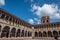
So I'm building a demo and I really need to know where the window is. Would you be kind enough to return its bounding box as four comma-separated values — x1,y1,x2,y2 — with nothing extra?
1,14,5,19
47,20,48,22
43,21,45,23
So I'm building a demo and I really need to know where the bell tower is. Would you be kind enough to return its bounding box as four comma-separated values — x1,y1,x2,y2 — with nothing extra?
41,15,50,24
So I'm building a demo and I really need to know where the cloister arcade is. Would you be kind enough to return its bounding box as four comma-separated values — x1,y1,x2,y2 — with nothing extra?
0,25,60,38
0,25,32,38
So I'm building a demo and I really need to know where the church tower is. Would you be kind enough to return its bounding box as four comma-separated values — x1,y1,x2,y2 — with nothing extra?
41,15,50,24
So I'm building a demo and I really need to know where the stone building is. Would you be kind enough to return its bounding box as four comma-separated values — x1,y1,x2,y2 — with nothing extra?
0,8,60,40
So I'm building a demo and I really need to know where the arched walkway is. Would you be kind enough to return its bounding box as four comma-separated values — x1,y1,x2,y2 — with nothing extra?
16,29,21,37
39,31,42,37
10,28,16,37
42,31,47,37
28,31,32,37
53,31,58,37
25,31,27,37
35,32,38,37
1,26,10,38
47,31,52,37
21,30,24,37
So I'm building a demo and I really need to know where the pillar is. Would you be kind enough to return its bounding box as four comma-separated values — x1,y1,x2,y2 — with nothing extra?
32,27,34,38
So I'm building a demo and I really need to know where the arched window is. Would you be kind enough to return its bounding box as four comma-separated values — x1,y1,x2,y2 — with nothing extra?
10,28,16,37
42,31,47,37
53,31,58,37
48,31,52,37
39,31,42,37
35,32,38,37
1,26,10,38
1,14,5,19
16,29,20,37
21,30,24,37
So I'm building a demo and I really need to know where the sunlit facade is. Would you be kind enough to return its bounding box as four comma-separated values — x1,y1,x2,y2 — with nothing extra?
0,8,60,40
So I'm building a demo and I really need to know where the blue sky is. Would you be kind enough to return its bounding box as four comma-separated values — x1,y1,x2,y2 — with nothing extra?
0,0,60,25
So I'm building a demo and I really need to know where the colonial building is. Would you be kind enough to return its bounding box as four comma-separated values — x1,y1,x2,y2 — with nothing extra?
0,8,60,40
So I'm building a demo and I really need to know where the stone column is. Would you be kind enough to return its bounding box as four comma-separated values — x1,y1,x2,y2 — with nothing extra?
20,30,21,37
4,15,6,21
32,27,34,38
27,31,28,37
52,31,53,37
0,13,2,18
8,28,12,38
11,18,13,25
8,17,10,24
24,31,25,37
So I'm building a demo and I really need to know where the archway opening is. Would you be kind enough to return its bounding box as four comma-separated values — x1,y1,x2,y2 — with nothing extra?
21,30,24,37
10,28,16,37
39,31,42,37
16,29,20,37
42,31,47,37
53,31,58,37
48,31,52,37
35,32,38,37
25,31,27,37
1,26,10,38
28,31,32,37
28,31,30,37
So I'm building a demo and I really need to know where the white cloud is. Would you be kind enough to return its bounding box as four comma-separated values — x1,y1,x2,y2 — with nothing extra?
34,18,41,24
0,0,5,5
31,0,33,2
31,4,60,19
28,19,34,24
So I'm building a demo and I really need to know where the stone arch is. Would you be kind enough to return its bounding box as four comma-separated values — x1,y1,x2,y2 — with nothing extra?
47,31,52,37
21,30,24,37
42,31,47,37
39,31,42,37
10,28,16,37
53,31,58,37
35,31,38,37
16,29,21,37
1,26,10,38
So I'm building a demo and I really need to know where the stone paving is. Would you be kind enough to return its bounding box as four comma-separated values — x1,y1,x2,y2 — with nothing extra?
0,37,60,40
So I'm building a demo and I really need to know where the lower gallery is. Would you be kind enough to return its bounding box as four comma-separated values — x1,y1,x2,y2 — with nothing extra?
0,8,60,40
